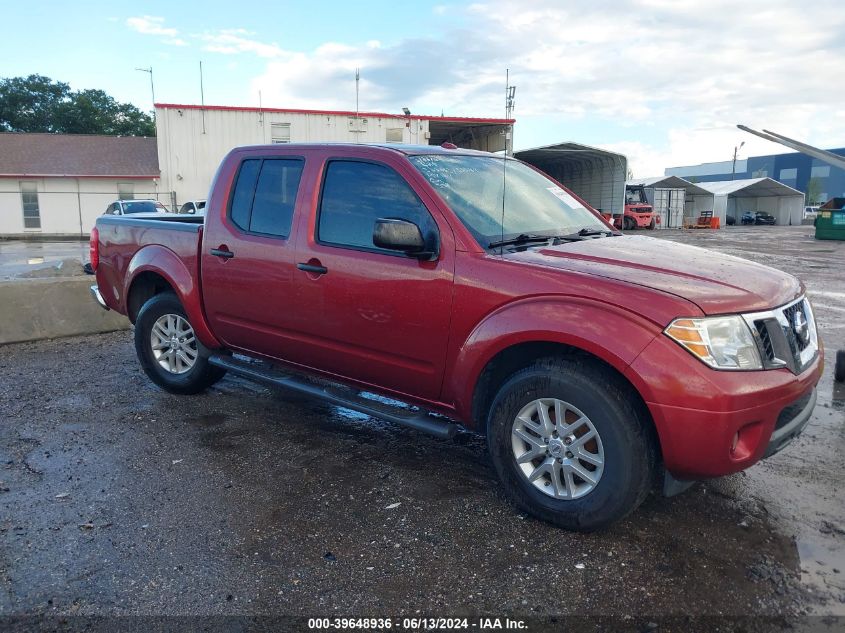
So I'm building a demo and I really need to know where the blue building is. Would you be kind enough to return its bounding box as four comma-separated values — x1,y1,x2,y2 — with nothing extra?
665,147,845,205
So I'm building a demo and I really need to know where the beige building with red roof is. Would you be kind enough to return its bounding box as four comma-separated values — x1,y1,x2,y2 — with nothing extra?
0,133,160,236
0,105,512,237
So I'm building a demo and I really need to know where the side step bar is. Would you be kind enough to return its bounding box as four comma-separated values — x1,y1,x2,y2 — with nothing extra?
208,354,459,440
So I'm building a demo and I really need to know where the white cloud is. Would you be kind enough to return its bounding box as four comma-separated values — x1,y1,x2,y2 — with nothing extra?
197,29,286,58
129,2,845,176
126,16,178,38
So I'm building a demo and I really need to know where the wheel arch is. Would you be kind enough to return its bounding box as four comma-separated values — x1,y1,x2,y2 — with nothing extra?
448,297,663,459
125,245,221,349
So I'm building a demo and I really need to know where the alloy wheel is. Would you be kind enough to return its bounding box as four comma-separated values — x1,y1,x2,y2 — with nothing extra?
511,398,605,499
150,313,198,375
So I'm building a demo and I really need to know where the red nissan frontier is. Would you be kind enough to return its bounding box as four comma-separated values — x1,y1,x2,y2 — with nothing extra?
90,143,822,531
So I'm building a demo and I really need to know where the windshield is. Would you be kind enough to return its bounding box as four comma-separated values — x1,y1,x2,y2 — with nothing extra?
625,187,647,205
123,201,167,214
409,154,607,247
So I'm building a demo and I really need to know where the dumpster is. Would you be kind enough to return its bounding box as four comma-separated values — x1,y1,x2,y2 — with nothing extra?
815,197,845,241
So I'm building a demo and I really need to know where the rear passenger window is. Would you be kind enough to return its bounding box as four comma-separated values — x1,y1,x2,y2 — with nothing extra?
318,160,435,252
229,158,303,238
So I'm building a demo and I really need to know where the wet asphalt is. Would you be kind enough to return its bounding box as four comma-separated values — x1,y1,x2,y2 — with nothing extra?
0,226,843,624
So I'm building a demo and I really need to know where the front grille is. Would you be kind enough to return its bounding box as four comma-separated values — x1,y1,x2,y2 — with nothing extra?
746,297,818,375
775,391,814,431
783,302,810,352
755,321,775,362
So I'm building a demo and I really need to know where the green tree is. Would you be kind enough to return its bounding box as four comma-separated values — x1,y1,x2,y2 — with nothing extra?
0,74,154,136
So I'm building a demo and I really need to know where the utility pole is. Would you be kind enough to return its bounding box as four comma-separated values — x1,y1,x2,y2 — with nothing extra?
199,61,206,134
731,141,745,180
505,69,516,156
135,67,155,123
355,68,360,143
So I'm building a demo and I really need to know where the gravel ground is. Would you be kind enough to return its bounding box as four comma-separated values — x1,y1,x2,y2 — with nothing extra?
0,226,842,628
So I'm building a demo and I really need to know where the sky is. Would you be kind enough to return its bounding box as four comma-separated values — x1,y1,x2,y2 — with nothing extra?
2,0,844,177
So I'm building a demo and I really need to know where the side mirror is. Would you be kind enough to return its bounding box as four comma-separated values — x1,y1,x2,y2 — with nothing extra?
373,218,436,259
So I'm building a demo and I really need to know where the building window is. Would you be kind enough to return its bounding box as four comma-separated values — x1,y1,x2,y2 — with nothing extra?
348,117,368,132
386,128,404,143
118,183,135,200
752,169,768,178
779,168,797,180
20,182,41,230
270,123,291,144
811,165,830,179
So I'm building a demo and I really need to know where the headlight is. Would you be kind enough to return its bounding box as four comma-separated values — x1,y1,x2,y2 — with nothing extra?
665,315,762,370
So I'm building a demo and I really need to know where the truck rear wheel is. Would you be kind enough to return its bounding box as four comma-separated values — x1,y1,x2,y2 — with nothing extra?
486,357,655,531
623,216,636,231
134,292,226,394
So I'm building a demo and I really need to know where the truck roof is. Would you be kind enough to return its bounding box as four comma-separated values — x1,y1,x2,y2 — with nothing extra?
234,142,500,157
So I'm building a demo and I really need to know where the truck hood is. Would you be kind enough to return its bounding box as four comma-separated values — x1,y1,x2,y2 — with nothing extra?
506,235,802,315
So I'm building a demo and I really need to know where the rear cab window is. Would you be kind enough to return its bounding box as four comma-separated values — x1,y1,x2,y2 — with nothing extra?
229,157,304,238
317,160,437,254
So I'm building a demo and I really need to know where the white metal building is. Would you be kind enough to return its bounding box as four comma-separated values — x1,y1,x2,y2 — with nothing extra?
515,143,627,217
697,178,805,226
0,133,160,237
155,103,514,206
627,176,714,229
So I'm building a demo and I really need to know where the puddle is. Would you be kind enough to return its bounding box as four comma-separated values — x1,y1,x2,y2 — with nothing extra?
796,536,845,615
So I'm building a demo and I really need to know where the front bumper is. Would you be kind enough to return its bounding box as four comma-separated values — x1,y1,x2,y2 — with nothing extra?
90,284,109,311
626,333,823,481
763,387,816,458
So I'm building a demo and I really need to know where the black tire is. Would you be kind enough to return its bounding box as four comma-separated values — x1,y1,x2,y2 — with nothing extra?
134,292,226,394
623,216,636,231
646,218,656,230
486,356,656,531
835,350,845,383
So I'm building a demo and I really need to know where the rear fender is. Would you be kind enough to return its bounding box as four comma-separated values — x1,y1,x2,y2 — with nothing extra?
447,297,661,425
126,245,220,349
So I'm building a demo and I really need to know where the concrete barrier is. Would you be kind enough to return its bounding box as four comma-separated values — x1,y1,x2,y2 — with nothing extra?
0,277,130,345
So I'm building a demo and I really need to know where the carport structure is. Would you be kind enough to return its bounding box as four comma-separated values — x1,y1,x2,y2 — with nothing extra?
698,178,805,226
627,176,714,229
516,143,627,217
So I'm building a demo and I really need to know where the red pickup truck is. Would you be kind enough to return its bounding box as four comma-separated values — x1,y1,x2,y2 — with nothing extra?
90,143,822,531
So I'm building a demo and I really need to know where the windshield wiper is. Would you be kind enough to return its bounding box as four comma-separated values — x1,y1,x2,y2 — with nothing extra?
553,227,615,243
488,233,553,249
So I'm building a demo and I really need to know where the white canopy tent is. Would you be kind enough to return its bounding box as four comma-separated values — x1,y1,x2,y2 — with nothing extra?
627,176,714,229
698,178,805,226
516,142,627,217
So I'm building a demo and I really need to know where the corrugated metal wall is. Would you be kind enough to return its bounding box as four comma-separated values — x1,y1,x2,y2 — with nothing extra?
517,152,626,216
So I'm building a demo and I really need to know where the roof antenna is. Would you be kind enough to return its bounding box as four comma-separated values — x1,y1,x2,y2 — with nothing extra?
355,67,360,144
499,69,511,255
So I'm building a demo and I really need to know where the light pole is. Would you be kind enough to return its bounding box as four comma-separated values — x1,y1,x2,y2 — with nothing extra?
135,67,155,122
731,141,745,180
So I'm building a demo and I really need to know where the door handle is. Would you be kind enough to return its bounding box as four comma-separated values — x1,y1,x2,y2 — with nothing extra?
297,262,328,275
210,247,234,259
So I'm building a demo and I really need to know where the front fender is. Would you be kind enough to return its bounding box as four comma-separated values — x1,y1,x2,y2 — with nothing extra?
446,296,661,425
126,245,220,349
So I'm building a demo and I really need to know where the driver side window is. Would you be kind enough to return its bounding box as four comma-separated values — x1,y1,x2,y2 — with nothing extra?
317,160,437,253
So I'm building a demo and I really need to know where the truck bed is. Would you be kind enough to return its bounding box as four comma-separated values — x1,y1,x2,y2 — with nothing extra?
94,214,205,316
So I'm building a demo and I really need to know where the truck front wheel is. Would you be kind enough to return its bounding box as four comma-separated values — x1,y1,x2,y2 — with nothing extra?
134,292,226,394
486,357,655,531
